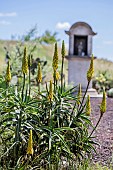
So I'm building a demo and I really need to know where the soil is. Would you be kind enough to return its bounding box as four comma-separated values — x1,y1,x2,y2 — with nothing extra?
90,97,113,166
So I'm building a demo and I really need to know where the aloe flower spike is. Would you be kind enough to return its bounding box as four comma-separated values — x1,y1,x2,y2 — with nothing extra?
61,40,65,58
52,43,58,71
37,63,42,83
27,129,33,155
100,89,106,116
6,61,11,83
22,47,28,74
87,54,94,82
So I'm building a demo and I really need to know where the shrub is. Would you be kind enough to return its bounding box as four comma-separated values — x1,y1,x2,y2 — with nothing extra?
93,71,113,93
0,43,106,169
107,88,113,98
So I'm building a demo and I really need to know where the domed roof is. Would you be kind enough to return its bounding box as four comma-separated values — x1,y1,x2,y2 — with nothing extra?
65,21,97,35
71,21,91,29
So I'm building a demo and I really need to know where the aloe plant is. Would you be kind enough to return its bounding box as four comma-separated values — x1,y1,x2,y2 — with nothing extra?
0,42,106,169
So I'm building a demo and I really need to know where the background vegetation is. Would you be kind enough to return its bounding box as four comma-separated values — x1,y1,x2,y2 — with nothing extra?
0,39,113,86
0,28,113,169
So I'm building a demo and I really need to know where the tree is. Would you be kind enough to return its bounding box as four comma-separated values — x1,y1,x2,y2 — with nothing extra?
23,25,37,41
39,30,60,44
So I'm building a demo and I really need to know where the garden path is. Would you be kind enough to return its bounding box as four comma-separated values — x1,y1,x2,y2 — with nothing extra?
90,98,113,166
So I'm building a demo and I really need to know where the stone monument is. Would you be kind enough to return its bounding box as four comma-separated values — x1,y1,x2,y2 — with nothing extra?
65,21,98,96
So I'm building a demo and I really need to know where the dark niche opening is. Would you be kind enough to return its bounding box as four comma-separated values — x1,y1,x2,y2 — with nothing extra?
74,35,88,56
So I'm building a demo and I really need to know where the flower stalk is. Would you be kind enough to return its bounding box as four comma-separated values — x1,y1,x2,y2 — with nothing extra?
28,54,31,97
89,89,106,137
48,80,53,102
85,95,91,116
5,61,11,86
52,43,58,93
100,88,106,116
78,55,94,113
22,47,28,75
27,130,33,155
37,63,42,93
52,43,58,72
87,54,94,83
61,40,65,93
22,47,28,101
77,84,82,105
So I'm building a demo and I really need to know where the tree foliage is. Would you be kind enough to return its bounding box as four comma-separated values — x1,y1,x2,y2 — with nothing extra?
39,30,60,44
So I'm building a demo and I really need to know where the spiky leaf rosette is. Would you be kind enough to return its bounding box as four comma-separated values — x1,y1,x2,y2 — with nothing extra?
22,47,28,74
61,40,65,58
100,89,106,115
5,61,11,83
37,63,42,83
48,80,53,102
87,55,94,82
27,130,33,155
52,43,58,71
86,95,91,116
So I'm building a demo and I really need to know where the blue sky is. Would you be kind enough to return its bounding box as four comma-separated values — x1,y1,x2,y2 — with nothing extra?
0,0,113,61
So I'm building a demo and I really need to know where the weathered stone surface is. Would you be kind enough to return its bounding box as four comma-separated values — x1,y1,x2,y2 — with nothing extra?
67,56,92,88
65,21,97,92
65,22,96,56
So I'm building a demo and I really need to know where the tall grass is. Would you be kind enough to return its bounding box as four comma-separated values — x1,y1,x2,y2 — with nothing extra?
94,58,113,77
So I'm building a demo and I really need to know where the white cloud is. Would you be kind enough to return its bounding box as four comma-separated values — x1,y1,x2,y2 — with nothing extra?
0,20,11,25
56,22,70,29
103,41,113,45
0,12,17,17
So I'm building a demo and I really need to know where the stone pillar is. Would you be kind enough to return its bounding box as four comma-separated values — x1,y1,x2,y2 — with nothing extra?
69,35,74,55
68,57,92,89
65,22,98,96
88,35,92,56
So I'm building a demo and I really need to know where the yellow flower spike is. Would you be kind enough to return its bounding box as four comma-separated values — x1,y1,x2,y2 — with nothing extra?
52,43,58,71
22,47,28,74
56,71,60,81
100,89,106,116
77,84,82,105
61,40,65,58
78,83,82,98
5,61,11,83
48,80,53,102
27,129,33,155
87,54,94,82
37,63,42,83
86,95,91,116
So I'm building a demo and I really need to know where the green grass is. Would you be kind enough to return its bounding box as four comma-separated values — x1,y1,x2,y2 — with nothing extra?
0,40,6,73
0,39,113,81
94,58,113,78
0,40,68,83
0,40,20,73
0,40,113,75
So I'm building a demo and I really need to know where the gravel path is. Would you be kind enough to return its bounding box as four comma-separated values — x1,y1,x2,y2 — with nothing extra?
90,98,113,166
